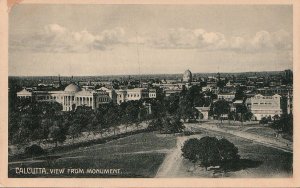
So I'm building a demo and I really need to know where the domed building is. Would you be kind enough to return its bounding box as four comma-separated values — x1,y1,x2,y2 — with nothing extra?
64,83,81,92
183,69,192,83
17,82,112,111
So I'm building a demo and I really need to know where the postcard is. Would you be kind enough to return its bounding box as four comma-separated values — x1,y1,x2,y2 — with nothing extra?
0,0,299,187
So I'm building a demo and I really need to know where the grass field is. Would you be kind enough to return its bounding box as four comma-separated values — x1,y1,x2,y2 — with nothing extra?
8,132,177,178
8,125,292,178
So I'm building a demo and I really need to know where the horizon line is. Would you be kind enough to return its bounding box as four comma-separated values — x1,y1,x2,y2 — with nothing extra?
8,69,292,77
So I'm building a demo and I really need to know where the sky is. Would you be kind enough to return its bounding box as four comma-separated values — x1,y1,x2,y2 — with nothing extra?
9,4,293,76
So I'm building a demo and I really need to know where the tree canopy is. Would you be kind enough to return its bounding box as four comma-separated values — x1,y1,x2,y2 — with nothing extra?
182,136,240,170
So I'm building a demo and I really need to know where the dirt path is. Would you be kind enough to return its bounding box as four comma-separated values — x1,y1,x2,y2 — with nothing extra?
155,135,197,177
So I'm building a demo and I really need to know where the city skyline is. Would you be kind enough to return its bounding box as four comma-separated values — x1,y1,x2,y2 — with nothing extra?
9,4,293,76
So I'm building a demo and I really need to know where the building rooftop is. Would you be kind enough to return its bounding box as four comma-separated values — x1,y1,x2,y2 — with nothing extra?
64,83,81,92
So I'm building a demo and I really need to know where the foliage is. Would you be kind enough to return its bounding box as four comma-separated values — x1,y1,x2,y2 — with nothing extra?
181,136,240,170
162,116,185,134
49,125,67,147
270,114,293,135
243,112,253,121
234,86,246,100
210,100,230,123
181,138,201,164
24,144,46,157
235,104,249,123
259,117,269,125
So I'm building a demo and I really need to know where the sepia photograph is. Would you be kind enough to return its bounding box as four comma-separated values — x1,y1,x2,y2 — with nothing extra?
3,1,296,183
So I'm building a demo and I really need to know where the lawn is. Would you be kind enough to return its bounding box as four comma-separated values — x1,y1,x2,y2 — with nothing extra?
8,132,177,178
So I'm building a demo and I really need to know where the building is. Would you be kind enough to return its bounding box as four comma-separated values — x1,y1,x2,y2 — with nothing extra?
149,89,157,98
16,88,32,99
183,69,192,83
250,94,282,120
115,88,155,104
217,92,236,102
17,83,112,111
195,106,210,120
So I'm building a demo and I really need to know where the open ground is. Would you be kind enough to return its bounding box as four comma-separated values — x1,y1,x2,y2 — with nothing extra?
8,121,292,178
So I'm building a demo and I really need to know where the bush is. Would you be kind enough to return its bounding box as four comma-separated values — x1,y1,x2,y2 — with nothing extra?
24,144,46,157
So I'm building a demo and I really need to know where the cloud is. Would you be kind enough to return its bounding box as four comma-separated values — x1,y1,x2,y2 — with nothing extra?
149,28,292,52
10,24,292,53
10,24,126,52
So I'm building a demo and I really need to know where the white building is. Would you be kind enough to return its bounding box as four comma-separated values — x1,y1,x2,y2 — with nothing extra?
250,94,282,120
149,89,157,98
17,83,112,111
217,92,236,102
115,88,152,104
195,107,210,120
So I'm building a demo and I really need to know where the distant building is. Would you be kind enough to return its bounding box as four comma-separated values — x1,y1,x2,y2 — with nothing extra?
183,69,192,83
17,83,112,111
195,106,210,120
250,94,282,120
115,88,155,104
16,88,32,99
149,89,157,98
217,92,236,102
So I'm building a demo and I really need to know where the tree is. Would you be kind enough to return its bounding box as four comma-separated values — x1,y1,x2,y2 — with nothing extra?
259,117,269,125
148,118,164,133
217,138,240,161
197,137,221,170
244,111,253,121
68,122,82,140
162,116,184,134
236,104,248,125
234,86,245,100
104,106,121,135
211,100,230,124
271,114,293,135
178,96,195,122
181,138,201,167
182,136,240,171
48,125,66,147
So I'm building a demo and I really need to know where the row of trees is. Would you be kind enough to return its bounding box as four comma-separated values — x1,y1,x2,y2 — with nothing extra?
9,98,154,146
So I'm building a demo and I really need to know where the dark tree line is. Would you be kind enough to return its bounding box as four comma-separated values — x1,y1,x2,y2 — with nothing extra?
9,98,154,146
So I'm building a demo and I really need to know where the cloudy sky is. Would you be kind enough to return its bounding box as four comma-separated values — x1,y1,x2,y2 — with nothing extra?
9,4,292,76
